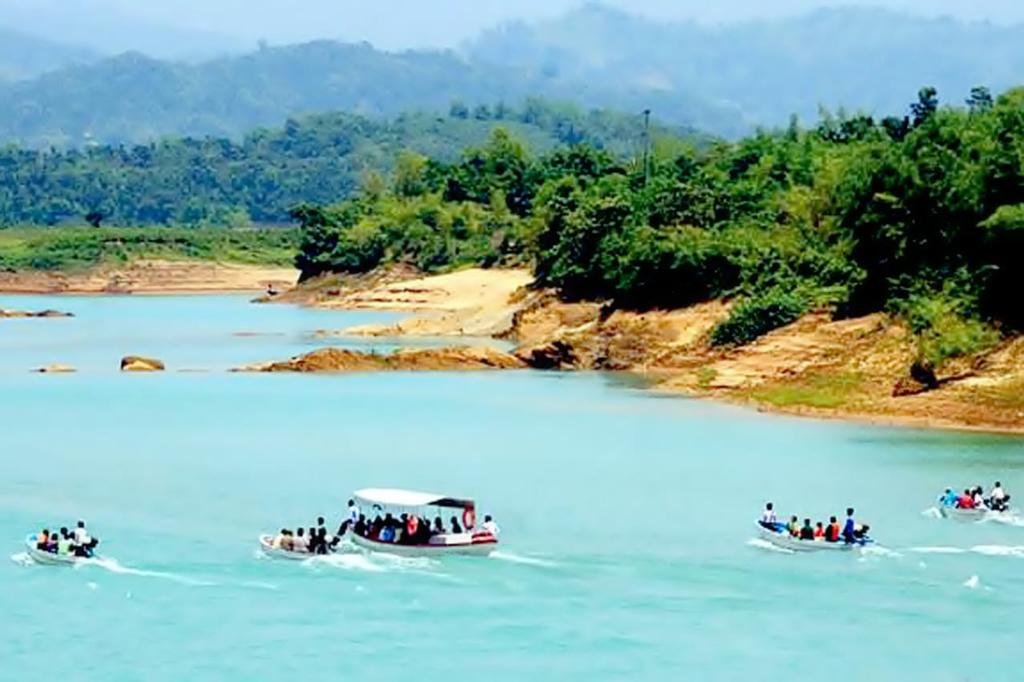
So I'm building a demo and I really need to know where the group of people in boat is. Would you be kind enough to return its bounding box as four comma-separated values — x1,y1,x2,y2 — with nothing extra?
34,521,99,558
269,517,336,554
759,503,871,544
269,499,501,553
938,482,1010,512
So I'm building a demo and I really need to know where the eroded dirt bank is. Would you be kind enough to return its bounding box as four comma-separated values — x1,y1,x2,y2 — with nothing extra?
286,267,1023,434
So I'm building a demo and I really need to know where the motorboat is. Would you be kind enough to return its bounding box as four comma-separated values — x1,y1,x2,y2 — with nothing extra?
344,488,498,557
257,534,320,560
755,523,870,552
24,534,96,565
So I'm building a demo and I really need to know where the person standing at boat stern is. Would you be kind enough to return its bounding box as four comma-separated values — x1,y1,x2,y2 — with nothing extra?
842,508,856,544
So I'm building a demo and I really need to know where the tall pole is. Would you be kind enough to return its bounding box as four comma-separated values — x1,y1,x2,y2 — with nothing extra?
642,108,651,187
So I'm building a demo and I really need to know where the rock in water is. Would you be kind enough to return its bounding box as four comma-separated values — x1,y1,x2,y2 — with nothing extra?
34,363,77,373
236,346,526,373
120,356,166,372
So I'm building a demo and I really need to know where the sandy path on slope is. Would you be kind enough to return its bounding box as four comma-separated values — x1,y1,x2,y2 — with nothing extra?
0,260,298,294
316,268,535,337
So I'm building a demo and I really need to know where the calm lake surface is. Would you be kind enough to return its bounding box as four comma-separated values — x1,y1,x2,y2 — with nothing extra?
2,295,1022,681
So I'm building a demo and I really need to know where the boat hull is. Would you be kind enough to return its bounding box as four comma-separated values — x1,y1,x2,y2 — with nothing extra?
345,531,497,557
755,524,862,552
24,535,91,565
938,506,997,522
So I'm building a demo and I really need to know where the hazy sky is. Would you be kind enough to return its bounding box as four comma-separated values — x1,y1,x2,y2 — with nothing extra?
3,0,1023,52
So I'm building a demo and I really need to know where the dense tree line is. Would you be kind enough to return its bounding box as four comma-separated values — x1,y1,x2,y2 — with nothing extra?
0,100,677,227
294,86,1024,361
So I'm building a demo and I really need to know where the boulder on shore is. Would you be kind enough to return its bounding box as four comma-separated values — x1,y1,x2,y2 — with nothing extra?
34,363,76,373
893,358,939,397
121,356,166,372
514,340,580,370
236,346,526,373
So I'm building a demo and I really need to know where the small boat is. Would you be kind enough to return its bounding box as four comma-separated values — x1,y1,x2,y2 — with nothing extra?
257,534,320,560
344,488,498,558
24,534,95,565
755,523,870,552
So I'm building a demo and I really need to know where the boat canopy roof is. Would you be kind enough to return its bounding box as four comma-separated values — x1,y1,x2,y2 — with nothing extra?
353,488,475,510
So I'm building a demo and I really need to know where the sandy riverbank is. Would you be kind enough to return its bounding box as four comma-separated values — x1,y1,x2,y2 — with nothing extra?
290,267,1024,435
0,260,298,294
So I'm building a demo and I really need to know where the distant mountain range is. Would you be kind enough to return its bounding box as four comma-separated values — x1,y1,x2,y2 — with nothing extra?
0,4,1022,146
467,4,1024,127
0,26,97,81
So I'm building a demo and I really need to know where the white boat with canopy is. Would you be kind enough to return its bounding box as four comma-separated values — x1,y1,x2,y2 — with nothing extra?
755,523,870,552
344,488,498,557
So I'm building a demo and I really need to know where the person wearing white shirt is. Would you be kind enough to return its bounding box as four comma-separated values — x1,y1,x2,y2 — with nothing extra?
480,515,500,537
760,502,777,527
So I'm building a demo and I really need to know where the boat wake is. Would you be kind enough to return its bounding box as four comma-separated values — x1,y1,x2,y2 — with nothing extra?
10,552,34,566
489,551,559,568
76,557,217,587
308,551,443,577
980,512,1024,528
922,507,943,519
746,538,794,554
859,545,901,559
907,545,1024,559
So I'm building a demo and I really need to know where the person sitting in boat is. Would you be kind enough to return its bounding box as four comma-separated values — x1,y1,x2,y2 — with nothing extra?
292,527,306,552
957,489,975,509
36,529,51,551
57,528,73,556
432,517,446,535
842,508,857,544
759,502,777,529
989,482,1010,511
814,522,825,540
972,487,986,509
480,515,500,537
853,524,871,540
379,523,396,543
825,516,841,543
799,519,815,540
786,516,800,537
450,516,463,534
369,515,384,539
354,514,368,537
72,521,98,557
938,488,958,508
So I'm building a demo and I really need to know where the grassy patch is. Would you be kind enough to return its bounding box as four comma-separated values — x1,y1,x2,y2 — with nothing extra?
0,227,300,271
695,366,717,389
748,371,866,410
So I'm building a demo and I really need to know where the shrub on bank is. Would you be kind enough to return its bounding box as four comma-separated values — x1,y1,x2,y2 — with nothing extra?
710,289,809,347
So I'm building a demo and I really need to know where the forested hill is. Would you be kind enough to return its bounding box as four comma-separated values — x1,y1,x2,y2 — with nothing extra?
9,5,1024,147
468,5,1024,128
0,101,686,227
0,39,736,148
292,86,1024,364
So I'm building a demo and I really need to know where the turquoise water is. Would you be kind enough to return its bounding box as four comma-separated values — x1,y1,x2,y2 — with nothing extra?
2,295,1023,681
